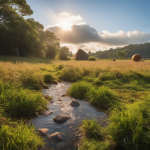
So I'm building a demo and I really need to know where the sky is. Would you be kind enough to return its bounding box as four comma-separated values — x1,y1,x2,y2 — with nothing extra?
26,0,150,53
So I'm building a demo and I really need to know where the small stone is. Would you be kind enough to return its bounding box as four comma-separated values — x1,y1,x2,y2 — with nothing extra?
70,99,80,106
47,132,62,143
58,98,63,101
38,128,49,136
53,114,71,123
70,126,74,129
61,93,67,97
45,111,53,116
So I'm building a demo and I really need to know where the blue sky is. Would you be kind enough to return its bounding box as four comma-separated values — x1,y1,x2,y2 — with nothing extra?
26,0,150,52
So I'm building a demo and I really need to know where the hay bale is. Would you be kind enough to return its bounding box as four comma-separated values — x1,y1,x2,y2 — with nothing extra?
132,54,141,62
113,59,115,61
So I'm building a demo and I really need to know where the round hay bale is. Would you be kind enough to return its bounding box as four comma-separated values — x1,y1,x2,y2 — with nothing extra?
132,54,141,62
113,59,115,61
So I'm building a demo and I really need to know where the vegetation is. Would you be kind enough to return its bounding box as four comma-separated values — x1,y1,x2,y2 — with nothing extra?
0,0,71,60
0,122,45,150
88,56,97,61
0,57,57,149
91,43,150,59
1,56,150,149
54,59,150,150
1,1,150,149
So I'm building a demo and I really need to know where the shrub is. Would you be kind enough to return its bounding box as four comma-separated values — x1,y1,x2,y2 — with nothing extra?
44,74,54,83
88,56,97,61
68,81,91,98
88,86,117,108
0,123,45,150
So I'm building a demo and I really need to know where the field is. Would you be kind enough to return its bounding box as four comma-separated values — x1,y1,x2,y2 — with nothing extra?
0,56,150,150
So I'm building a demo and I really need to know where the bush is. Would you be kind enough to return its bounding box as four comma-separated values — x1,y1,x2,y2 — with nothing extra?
88,56,97,61
0,123,45,150
68,81,91,98
88,86,117,108
44,74,54,83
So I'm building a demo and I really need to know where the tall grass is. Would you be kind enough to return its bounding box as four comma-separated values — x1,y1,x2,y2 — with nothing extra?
88,86,117,108
80,119,103,139
79,137,110,150
0,122,45,150
108,97,150,150
68,81,91,98
0,81,48,118
59,66,82,81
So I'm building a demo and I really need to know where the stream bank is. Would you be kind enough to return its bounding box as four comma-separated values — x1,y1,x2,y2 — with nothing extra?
31,82,108,150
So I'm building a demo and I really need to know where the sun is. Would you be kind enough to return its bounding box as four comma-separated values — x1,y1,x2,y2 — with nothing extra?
60,20,72,30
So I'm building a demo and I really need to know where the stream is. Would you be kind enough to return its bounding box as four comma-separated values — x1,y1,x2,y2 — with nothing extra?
31,82,108,150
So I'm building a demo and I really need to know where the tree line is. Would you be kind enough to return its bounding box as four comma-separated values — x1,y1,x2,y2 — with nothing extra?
91,43,150,59
0,0,71,59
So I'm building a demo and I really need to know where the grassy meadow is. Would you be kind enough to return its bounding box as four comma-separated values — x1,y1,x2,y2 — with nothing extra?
1,56,150,149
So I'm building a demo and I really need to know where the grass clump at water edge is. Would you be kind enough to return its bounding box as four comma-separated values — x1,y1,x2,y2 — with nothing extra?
0,80,48,118
0,122,45,150
68,81,91,98
88,86,118,108
108,96,150,150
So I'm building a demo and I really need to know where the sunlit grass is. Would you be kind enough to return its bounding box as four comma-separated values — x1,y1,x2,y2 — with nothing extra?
0,122,45,150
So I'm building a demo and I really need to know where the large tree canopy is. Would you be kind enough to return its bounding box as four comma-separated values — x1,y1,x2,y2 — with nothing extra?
0,0,61,58
0,0,33,23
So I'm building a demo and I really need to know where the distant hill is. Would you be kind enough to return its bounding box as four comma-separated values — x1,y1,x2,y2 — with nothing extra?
91,43,150,59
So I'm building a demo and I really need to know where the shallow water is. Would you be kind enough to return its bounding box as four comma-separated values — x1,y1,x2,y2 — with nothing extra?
31,82,107,150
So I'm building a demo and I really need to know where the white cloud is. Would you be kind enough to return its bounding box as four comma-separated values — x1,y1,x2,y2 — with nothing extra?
46,12,150,53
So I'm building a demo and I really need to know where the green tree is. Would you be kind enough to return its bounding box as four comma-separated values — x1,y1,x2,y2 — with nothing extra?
0,0,33,23
108,53,114,58
59,46,69,60
46,45,58,59
116,50,127,59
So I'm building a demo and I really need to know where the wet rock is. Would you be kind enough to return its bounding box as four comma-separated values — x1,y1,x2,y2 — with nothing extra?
58,98,63,101
47,132,62,143
70,126,74,129
38,128,49,136
61,93,67,97
53,114,71,123
44,111,53,116
70,99,80,106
